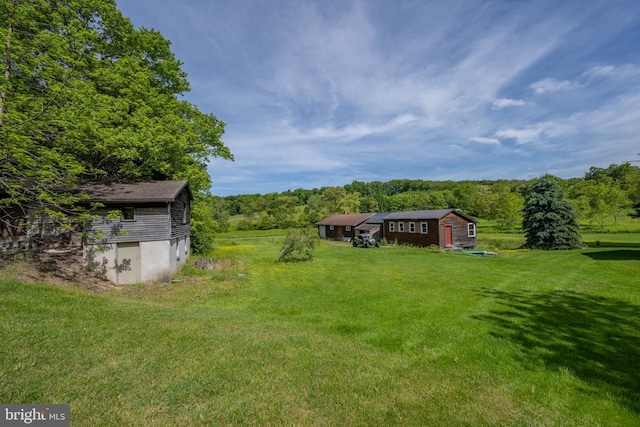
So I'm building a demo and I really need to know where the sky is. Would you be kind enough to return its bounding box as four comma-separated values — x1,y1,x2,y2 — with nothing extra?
115,0,640,196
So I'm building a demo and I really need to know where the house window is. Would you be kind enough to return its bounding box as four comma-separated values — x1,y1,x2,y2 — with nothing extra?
409,222,416,233
398,222,405,232
346,226,351,231
420,222,428,234
121,207,136,221
330,225,335,230
389,222,395,232
468,223,476,237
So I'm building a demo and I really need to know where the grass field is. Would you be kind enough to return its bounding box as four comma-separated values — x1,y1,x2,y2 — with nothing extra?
1,230,639,425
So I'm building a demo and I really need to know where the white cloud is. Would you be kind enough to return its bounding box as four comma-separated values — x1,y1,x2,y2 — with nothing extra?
469,137,500,145
583,65,616,78
495,121,577,145
583,64,640,81
492,98,525,110
529,78,581,94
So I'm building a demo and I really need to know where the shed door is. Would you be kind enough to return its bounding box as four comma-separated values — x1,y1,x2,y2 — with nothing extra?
117,242,141,285
318,225,326,238
445,226,453,246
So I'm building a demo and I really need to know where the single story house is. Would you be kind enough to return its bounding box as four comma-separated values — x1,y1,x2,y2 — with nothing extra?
316,213,374,240
77,180,193,285
383,209,477,248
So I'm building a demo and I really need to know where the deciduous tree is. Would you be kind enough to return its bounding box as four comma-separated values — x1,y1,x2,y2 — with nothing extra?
0,0,232,247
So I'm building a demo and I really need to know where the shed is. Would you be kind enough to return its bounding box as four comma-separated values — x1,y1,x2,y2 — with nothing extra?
78,180,193,285
383,209,477,248
354,212,389,242
0,204,28,252
316,213,375,240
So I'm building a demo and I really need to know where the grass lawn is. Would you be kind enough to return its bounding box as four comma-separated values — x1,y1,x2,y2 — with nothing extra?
1,232,639,425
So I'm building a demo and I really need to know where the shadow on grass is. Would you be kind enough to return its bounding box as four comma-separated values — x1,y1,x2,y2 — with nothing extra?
583,250,640,261
474,288,640,413
584,241,640,249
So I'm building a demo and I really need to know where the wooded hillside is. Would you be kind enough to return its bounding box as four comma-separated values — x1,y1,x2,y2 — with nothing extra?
214,163,640,231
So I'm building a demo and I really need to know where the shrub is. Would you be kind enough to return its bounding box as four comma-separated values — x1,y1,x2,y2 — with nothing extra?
278,228,319,262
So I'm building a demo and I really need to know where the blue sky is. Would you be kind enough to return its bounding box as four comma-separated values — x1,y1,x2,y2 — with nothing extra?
116,0,640,196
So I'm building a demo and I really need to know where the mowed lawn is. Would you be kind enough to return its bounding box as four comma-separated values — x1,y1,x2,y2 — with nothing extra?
1,234,639,426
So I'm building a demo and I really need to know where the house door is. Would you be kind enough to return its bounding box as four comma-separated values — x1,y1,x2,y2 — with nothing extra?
117,242,141,285
445,226,453,246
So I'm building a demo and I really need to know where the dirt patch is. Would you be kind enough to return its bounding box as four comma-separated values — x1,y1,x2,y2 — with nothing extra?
0,248,117,293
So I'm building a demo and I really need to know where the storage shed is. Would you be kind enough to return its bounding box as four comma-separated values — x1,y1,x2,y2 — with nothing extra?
354,212,389,242
383,209,477,248
78,180,193,285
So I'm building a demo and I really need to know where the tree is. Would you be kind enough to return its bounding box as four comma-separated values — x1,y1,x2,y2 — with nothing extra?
0,0,232,246
522,176,583,250
479,183,524,228
581,180,631,229
278,228,318,262
300,194,328,226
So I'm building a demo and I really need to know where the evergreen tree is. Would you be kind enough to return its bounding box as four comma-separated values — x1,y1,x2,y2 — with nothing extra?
522,176,583,249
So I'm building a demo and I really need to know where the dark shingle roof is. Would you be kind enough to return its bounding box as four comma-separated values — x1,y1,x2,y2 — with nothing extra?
73,181,193,203
363,212,391,224
383,209,475,222
316,213,375,227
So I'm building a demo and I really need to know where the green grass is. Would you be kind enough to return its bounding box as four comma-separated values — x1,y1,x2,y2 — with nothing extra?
1,233,640,425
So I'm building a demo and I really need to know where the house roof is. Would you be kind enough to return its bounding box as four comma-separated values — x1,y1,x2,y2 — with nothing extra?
383,209,476,222
316,213,375,227
72,181,193,203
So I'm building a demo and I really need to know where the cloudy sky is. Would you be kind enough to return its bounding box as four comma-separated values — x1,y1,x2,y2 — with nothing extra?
116,0,640,196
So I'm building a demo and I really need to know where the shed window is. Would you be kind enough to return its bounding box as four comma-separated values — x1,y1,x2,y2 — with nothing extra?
389,222,395,232
346,226,351,231
121,207,136,221
398,222,405,232
468,223,476,237
329,225,334,230
409,222,416,233
420,222,428,234
182,202,189,224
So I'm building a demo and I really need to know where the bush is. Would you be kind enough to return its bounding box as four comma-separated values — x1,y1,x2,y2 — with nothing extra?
278,228,319,262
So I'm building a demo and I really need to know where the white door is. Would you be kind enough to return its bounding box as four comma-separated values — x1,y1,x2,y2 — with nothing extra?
318,225,326,238
117,242,141,284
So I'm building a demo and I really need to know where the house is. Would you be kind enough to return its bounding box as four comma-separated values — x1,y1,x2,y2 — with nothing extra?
354,212,389,242
383,209,477,248
316,213,374,240
78,180,193,285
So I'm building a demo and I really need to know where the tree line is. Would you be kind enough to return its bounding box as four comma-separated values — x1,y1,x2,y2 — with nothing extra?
212,163,640,232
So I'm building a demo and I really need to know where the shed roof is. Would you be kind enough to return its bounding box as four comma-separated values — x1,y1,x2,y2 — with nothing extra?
316,213,375,227
73,181,193,203
383,209,475,222
355,223,381,232
363,212,391,224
